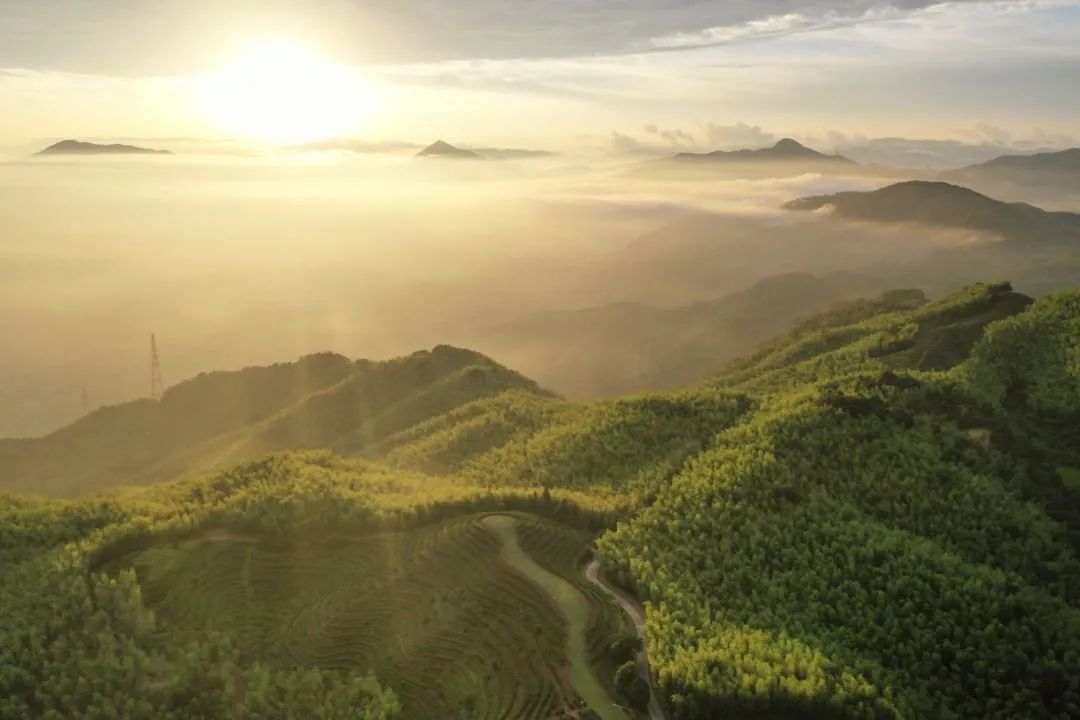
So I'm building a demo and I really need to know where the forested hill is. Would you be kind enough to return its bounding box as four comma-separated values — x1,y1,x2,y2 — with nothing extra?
596,283,1080,718
379,281,1080,717
3,281,1080,718
0,346,548,497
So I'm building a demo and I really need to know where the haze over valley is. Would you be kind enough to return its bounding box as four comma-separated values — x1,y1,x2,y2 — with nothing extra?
6,140,1079,436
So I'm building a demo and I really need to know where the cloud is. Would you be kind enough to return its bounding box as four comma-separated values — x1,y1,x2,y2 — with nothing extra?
609,130,669,156
701,123,777,150
642,2,990,52
646,10,876,51
607,122,780,154
969,122,1014,145
814,124,1078,168
644,124,696,148
0,0,997,73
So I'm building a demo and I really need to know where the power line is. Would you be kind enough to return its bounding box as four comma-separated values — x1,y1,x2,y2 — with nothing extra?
150,333,165,400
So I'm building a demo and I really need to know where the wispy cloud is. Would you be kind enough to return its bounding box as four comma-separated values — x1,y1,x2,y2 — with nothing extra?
645,1,1080,53
645,7,904,51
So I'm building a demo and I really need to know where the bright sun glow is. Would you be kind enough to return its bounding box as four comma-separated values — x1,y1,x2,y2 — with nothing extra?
201,41,371,144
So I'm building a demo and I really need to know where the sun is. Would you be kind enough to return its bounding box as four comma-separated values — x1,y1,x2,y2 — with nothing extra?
201,41,369,144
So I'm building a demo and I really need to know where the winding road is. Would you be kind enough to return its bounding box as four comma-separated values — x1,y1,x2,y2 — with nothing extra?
585,558,668,720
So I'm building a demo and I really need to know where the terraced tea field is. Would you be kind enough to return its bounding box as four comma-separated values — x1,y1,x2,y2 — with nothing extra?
118,513,626,719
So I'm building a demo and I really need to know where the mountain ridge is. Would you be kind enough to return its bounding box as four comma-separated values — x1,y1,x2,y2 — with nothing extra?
785,180,1080,239
0,345,547,496
953,147,1080,172
671,137,855,164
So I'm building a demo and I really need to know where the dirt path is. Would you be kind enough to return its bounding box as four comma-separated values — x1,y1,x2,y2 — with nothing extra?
482,515,628,720
585,558,668,720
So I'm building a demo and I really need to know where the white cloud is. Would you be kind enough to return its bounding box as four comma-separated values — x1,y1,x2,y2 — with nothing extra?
702,123,778,150
646,8,901,51
0,0,999,73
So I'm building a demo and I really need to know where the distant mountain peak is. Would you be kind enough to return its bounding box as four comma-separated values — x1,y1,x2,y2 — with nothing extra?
669,138,854,165
36,139,172,156
772,138,809,152
416,140,482,159
426,140,456,152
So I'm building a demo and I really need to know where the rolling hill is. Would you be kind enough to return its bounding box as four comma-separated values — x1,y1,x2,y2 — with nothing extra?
3,280,1080,719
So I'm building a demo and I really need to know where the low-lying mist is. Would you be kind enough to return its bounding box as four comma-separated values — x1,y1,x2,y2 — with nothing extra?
0,153,1003,436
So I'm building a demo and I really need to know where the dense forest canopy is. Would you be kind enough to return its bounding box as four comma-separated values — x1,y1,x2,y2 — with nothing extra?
3,281,1080,719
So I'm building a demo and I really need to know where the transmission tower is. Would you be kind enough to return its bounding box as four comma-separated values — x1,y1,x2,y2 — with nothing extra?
150,334,165,400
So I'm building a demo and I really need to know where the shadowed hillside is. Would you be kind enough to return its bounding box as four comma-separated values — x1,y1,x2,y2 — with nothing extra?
786,181,1080,295
785,180,1080,239
0,346,548,496
940,148,1080,210
470,272,887,398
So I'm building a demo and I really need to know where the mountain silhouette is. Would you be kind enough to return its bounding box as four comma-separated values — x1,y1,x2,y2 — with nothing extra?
953,147,1080,173
943,148,1080,198
785,180,1080,239
416,140,483,159
672,138,855,164
36,139,172,156
636,138,860,180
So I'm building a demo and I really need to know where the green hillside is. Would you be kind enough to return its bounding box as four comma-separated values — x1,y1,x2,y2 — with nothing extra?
595,283,1080,719
0,452,626,719
109,513,625,720
3,281,1080,719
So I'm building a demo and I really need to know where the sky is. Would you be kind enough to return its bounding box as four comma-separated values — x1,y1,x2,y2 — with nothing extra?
0,0,1078,152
